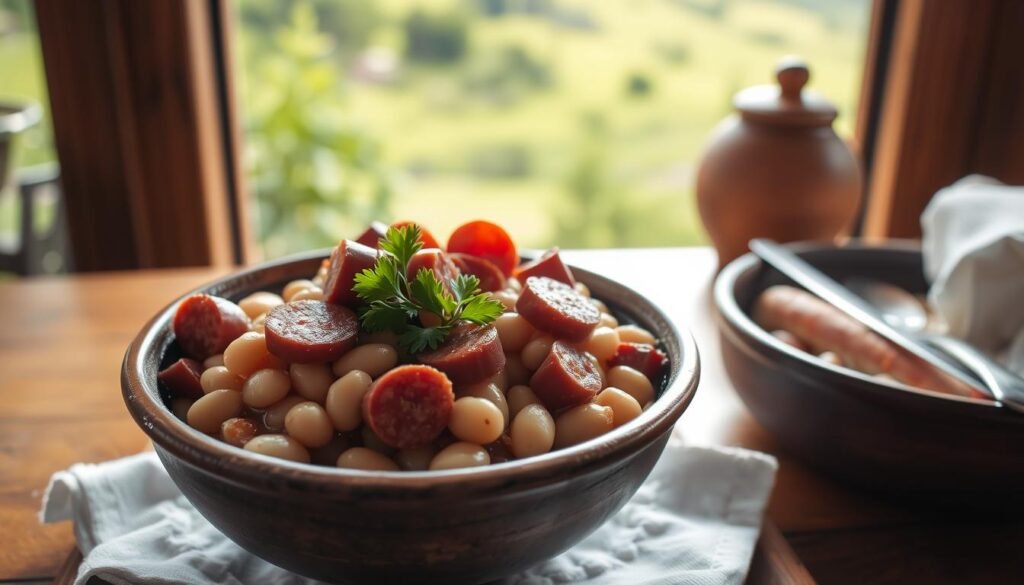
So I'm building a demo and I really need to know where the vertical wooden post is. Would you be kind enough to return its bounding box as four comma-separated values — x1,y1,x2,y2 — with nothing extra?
34,0,242,270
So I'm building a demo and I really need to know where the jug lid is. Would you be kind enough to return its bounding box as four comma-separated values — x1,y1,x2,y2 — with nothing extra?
733,56,837,127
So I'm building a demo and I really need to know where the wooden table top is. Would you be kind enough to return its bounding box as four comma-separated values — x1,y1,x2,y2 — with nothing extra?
2,247,1021,584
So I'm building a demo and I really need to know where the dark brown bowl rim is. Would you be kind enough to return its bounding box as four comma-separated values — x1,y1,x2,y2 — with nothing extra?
122,250,700,494
713,240,1014,415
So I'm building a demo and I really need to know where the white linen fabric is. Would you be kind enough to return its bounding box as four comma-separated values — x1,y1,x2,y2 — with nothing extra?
921,175,1024,374
41,438,777,585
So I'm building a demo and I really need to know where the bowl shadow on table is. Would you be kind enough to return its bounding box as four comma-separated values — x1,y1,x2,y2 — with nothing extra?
122,250,700,585
714,241,1024,511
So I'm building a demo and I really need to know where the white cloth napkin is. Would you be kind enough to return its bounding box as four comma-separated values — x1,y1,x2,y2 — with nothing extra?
921,175,1024,374
41,438,777,585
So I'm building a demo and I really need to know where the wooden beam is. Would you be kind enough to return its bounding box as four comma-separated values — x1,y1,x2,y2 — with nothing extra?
34,0,239,271
863,0,1024,239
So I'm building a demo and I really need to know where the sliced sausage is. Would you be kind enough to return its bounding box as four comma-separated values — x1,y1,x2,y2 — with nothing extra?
157,358,205,399
450,253,506,292
606,342,669,382
406,248,461,293
417,322,506,384
355,221,388,248
530,341,603,412
323,240,379,307
172,294,250,360
362,365,454,448
514,247,575,286
264,300,359,363
516,277,600,342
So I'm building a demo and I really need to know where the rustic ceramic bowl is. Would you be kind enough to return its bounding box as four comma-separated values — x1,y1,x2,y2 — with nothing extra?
122,250,700,584
715,241,1024,502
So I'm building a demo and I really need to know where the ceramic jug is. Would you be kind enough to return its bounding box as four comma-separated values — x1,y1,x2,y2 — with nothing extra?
696,57,862,267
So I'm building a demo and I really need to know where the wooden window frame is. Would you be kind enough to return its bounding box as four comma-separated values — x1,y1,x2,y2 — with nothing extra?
31,0,1024,271
860,0,1024,239
34,0,249,271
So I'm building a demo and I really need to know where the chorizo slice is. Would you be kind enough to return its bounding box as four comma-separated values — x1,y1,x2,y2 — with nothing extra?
406,248,461,293
530,341,603,412
355,221,388,248
606,342,669,382
362,365,454,449
264,300,359,364
516,277,599,342
450,253,506,292
157,358,205,400
514,247,575,286
323,240,379,307
173,294,250,360
417,323,506,385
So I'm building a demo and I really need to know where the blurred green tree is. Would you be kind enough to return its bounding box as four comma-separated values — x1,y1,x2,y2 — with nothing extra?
241,1,393,258
404,9,469,64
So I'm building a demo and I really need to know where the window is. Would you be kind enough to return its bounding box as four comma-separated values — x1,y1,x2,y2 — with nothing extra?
233,0,871,259
0,0,62,275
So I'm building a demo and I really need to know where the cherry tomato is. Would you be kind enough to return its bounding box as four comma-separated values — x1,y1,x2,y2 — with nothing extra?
390,220,441,249
446,220,518,276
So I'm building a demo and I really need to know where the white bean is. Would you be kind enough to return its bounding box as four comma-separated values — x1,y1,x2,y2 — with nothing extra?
510,404,555,458
595,387,642,427
242,368,292,408
449,397,505,445
577,326,620,363
283,279,316,302
457,382,509,427
332,344,398,379
429,442,491,470
616,324,657,345
337,447,399,471
200,365,244,393
395,446,436,471
284,401,335,448
238,291,284,320
554,403,614,448
289,362,334,403
493,313,534,353
223,332,284,377
187,389,243,434
521,336,553,371
606,365,654,407
262,395,305,432
506,385,541,418
325,370,372,431
245,434,310,463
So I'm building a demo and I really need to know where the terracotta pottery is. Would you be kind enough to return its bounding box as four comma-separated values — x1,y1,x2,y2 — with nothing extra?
696,56,862,267
121,250,700,585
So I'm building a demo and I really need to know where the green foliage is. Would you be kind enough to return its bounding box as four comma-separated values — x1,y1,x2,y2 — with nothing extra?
353,225,503,353
240,1,393,258
625,73,653,98
404,9,469,65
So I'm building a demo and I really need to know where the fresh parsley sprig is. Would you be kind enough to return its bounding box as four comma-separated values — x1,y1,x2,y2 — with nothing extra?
352,225,505,353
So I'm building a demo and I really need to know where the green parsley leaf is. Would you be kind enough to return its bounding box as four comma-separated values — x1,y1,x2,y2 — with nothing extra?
409,268,451,318
450,274,481,304
360,301,411,333
352,224,506,354
378,224,423,274
399,324,451,354
458,294,506,325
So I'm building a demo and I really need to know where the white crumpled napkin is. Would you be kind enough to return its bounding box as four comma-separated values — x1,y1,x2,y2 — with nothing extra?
922,175,1024,374
41,438,777,585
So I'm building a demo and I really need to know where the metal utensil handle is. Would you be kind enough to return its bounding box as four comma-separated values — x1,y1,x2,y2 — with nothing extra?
925,336,1024,413
748,239,989,396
